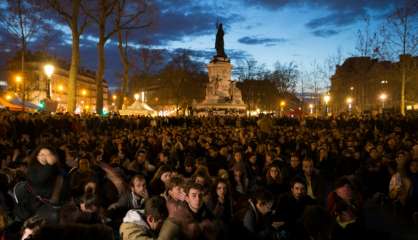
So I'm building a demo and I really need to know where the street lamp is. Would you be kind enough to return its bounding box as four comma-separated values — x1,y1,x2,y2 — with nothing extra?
81,89,87,96
379,93,387,110
346,97,353,112
44,64,54,99
279,100,286,117
309,104,314,115
58,84,64,92
134,93,140,101
112,95,117,101
15,75,22,84
323,94,330,115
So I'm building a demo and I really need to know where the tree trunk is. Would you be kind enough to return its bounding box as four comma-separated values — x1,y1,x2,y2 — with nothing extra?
96,37,105,115
68,30,79,112
401,62,406,115
117,30,129,109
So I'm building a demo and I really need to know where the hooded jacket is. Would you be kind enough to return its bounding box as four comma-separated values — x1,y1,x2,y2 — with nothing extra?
120,209,157,240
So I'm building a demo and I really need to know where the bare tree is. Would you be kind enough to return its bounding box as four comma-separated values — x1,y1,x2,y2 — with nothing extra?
270,61,299,94
355,15,382,59
83,0,152,114
46,0,89,112
115,0,153,108
0,0,52,106
382,0,418,115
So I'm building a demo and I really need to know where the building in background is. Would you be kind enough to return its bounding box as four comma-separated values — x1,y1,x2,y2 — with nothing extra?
330,55,418,114
3,51,109,112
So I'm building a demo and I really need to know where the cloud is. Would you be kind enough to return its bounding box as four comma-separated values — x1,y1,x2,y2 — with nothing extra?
305,11,365,30
238,36,287,46
311,29,340,37
243,0,398,31
135,1,243,46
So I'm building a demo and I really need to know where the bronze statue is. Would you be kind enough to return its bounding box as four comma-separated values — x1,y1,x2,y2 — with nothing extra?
215,23,227,58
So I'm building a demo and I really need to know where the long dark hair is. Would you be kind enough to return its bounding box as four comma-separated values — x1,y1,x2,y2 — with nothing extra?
29,145,59,165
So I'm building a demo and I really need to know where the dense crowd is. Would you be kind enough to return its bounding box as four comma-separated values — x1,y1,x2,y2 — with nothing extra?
0,110,418,240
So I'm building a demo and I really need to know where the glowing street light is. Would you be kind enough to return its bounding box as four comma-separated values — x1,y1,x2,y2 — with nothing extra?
5,94,12,100
323,94,330,105
346,97,353,111
279,100,286,117
112,95,117,101
134,93,140,101
81,89,87,96
15,75,22,83
309,104,314,115
379,93,387,110
43,64,55,99
58,84,64,92
323,94,331,115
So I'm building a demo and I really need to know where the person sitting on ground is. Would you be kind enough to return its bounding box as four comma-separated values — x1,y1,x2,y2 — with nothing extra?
120,196,168,240
159,181,218,240
275,177,316,239
241,188,279,240
108,174,149,211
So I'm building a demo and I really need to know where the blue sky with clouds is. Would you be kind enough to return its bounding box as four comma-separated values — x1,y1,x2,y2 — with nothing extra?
0,0,405,89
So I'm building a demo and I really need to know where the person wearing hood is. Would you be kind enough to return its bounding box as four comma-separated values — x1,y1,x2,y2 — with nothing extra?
120,196,168,240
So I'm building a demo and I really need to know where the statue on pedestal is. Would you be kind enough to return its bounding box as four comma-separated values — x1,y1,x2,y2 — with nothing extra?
215,23,227,59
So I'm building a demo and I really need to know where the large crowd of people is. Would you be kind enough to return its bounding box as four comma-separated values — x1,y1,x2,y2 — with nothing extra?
0,109,418,240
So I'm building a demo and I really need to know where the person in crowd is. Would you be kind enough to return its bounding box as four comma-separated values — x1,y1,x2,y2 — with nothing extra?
120,196,168,240
159,181,218,240
264,163,286,197
15,146,64,221
149,165,173,196
242,188,278,240
206,178,233,224
275,177,316,239
301,158,325,203
286,152,302,181
108,174,149,211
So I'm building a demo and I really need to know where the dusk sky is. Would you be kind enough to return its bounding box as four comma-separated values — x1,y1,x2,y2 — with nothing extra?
0,0,407,90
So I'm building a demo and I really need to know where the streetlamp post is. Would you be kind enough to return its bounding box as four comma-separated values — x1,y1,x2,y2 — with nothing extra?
379,93,387,112
43,64,54,99
309,103,314,115
280,100,286,117
323,94,330,116
346,97,353,112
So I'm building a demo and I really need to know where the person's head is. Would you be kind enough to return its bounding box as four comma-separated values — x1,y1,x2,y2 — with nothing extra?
192,168,210,187
217,169,229,180
396,151,408,167
80,192,99,213
214,178,229,200
253,189,274,216
290,153,301,169
369,147,379,160
408,160,418,174
136,150,147,164
302,159,314,177
184,181,204,213
233,151,242,162
412,144,418,159
31,146,58,166
334,178,353,202
78,158,90,172
130,175,147,198
266,164,281,183
21,215,47,240
153,165,173,186
144,196,168,231
290,177,306,200
248,154,257,164
167,176,185,201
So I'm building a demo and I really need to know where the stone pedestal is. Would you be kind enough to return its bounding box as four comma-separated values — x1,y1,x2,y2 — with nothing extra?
194,57,246,115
